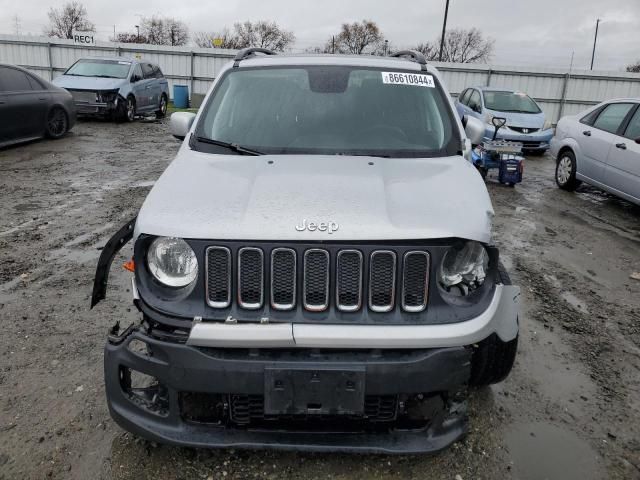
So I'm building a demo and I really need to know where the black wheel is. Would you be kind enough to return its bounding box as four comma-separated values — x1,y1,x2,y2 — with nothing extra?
508,182,515,188
555,150,581,191
117,96,136,122
156,94,168,119
45,107,68,139
477,166,488,180
469,263,518,387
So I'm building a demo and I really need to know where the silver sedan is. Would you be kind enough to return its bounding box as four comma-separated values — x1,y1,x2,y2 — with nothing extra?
550,98,640,206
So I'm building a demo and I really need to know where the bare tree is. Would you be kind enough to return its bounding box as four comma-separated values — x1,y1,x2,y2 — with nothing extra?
45,1,94,39
193,29,240,49
415,28,494,63
627,61,640,73
140,16,188,46
329,20,384,55
233,21,295,51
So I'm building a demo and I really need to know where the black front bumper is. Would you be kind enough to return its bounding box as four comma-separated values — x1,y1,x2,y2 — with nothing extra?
105,325,471,454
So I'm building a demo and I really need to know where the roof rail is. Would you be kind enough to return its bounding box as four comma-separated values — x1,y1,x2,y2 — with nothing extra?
390,50,428,70
233,47,277,67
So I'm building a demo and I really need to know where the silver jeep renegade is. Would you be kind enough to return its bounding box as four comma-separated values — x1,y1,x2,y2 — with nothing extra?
92,48,519,454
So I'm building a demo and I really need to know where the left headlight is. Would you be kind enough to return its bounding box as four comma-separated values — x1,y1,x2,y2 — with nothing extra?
438,241,489,296
147,237,198,288
543,120,553,130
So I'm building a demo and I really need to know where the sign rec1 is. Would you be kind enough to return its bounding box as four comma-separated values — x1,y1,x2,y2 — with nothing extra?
72,31,95,45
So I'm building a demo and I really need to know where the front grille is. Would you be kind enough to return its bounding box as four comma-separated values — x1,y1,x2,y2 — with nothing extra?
238,248,264,309
205,246,430,314
508,126,540,134
369,251,397,312
69,90,97,103
303,249,330,311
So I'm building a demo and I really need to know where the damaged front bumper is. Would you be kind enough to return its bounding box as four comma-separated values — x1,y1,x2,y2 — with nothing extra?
105,322,470,454
68,89,122,116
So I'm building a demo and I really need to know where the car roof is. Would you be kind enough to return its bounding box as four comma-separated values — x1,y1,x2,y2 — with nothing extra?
238,54,429,73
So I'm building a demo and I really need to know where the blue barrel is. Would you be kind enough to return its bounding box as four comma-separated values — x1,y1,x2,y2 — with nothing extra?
173,85,189,108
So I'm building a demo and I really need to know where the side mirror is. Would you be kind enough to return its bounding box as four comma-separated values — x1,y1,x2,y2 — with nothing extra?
463,115,485,145
170,112,196,140
130,75,140,83
492,117,507,128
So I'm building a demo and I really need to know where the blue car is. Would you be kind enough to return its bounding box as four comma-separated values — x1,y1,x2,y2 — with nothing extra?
53,57,169,122
455,86,553,154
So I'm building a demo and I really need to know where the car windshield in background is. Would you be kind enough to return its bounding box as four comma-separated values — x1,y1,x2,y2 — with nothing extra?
483,91,541,114
65,59,131,79
196,66,457,157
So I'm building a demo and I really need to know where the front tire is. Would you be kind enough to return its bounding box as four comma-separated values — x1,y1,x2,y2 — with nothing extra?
555,150,581,191
156,94,168,118
117,96,136,123
45,107,68,139
469,263,518,387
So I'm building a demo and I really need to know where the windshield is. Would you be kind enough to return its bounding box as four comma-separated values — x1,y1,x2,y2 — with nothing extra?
65,59,132,79
195,66,458,157
483,91,541,114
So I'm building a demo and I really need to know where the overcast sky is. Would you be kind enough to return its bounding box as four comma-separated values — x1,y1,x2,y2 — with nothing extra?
1,0,638,71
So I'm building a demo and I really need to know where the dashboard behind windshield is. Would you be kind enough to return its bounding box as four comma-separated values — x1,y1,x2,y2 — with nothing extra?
195,66,459,158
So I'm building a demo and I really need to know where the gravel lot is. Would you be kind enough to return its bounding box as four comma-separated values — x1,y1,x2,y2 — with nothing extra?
1,119,639,480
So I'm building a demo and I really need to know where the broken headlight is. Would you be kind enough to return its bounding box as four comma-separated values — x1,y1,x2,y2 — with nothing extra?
147,237,198,288
438,241,489,296
96,90,118,103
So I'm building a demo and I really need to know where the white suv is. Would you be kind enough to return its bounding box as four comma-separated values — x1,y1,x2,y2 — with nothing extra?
92,49,520,454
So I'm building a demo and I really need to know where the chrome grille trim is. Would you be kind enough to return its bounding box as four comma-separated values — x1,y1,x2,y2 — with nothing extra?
369,250,397,313
237,247,264,310
336,249,363,312
205,246,231,308
270,248,297,311
401,251,430,313
303,249,330,312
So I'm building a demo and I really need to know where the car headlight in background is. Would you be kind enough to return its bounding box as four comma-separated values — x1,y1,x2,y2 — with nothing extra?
543,120,553,130
438,241,489,296
147,237,198,288
484,113,495,126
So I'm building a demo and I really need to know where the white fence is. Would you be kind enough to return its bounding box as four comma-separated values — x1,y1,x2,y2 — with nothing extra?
2,34,640,123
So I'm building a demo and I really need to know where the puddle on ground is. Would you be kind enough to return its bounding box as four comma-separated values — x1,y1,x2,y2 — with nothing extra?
561,291,589,314
505,422,602,480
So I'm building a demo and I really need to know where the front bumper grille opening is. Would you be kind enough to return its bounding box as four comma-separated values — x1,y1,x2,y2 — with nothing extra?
364,395,398,421
119,366,169,417
402,251,430,312
303,249,330,311
336,250,363,312
206,247,231,308
180,392,227,424
238,247,264,309
271,248,296,310
369,251,397,312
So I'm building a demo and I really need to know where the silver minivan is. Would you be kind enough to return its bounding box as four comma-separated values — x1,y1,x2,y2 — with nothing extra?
551,99,640,205
53,57,170,122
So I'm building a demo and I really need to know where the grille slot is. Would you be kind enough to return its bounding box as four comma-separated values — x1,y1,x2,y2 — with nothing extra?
364,395,398,421
336,250,363,312
205,247,231,308
303,249,330,311
369,251,397,312
271,248,296,310
238,248,264,309
402,251,430,312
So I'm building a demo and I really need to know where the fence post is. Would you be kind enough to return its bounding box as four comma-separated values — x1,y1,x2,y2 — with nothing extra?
486,68,493,86
557,73,570,122
47,42,53,81
190,51,195,100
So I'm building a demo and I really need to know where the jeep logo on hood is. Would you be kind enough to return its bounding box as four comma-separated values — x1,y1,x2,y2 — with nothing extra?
295,219,339,234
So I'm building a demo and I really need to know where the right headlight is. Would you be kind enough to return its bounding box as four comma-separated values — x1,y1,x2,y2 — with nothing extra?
438,241,489,296
147,237,198,288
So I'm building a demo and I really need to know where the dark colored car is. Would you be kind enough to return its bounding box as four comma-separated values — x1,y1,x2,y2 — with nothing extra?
0,64,76,148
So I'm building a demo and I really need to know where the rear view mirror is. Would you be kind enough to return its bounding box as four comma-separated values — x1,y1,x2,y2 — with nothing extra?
170,112,196,140
463,115,485,145
635,137,640,144
492,117,507,128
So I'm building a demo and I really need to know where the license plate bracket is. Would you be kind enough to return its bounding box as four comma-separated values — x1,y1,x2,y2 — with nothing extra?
264,367,365,416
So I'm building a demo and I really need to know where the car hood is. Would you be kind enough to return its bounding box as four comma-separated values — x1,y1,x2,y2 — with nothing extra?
135,150,494,243
52,75,125,91
486,109,545,128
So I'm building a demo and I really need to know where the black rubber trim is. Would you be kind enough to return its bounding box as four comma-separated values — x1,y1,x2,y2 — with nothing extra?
91,217,136,308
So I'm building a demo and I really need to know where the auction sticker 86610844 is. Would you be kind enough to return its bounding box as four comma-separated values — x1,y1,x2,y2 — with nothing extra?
381,72,435,87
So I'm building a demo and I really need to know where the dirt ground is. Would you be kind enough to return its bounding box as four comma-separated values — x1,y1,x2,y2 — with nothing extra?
1,119,639,480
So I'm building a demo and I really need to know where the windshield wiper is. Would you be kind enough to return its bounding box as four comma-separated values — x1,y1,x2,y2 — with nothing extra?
192,135,264,155
91,75,119,78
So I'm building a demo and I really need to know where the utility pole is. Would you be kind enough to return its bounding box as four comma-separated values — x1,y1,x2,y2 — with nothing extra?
135,25,140,42
13,15,20,35
331,36,335,54
590,18,600,70
438,0,450,61
384,39,389,56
